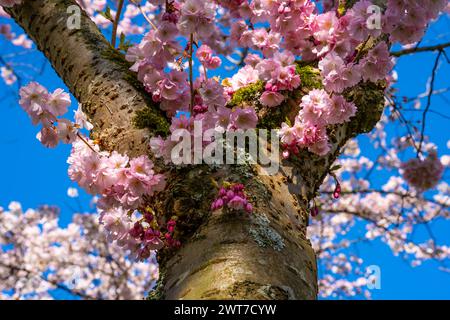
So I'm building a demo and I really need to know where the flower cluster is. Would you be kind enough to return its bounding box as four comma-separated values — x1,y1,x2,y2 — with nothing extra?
0,202,158,299
18,82,86,148
257,51,301,107
279,89,357,157
401,150,445,192
211,183,253,213
196,44,222,70
384,0,448,44
68,139,166,211
126,18,187,116
150,105,258,163
101,207,179,260
67,138,170,260
18,81,171,258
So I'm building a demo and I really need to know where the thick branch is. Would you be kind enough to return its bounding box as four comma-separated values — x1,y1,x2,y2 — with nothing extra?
6,0,168,157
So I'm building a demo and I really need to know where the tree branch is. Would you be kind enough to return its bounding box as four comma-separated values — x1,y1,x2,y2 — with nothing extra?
5,0,168,158
391,42,450,57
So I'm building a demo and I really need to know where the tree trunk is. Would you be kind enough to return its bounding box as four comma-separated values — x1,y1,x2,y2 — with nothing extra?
155,165,317,299
8,0,385,300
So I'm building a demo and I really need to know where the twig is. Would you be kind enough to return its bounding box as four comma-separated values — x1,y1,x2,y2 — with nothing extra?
391,42,450,57
417,50,442,157
76,132,99,154
136,3,157,30
189,33,194,112
111,0,125,48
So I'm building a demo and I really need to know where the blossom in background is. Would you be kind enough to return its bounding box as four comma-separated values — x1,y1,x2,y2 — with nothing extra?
67,187,79,198
0,202,158,299
401,150,445,192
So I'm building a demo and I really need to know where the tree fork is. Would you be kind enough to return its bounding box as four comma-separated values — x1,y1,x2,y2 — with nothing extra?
7,0,386,300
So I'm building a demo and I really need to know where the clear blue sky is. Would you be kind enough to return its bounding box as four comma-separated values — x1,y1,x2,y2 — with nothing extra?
0,9,449,300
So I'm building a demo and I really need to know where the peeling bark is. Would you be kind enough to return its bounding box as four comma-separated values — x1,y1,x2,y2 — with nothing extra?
8,0,385,300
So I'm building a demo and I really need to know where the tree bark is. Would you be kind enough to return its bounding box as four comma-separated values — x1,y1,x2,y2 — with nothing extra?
7,0,385,300
6,0,168,157
154,164,318,299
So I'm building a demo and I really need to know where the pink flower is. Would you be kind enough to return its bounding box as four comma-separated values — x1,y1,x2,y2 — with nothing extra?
319,52,349,93
19,82,49,123
74,104,93,130
314,12,339,43
359,42,394,83
199,78,227,109
325,95,357,125
36,126,59,148
300,89,332,126
260,90,285,107
228,195,247,210
401,151,444,192
196,44,222,69
177,0,216,38
47,88,71,117
57,119,78,144
206,56,222,69
144,229,164,250
196,44,213,64
308,138,331,156
227,65,259,92
229,107,258,130
155,21,178,42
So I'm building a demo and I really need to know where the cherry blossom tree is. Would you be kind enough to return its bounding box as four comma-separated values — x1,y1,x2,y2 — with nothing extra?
0,0,449,299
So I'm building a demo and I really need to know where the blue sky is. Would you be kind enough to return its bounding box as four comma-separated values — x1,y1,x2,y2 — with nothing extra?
0,8,449,300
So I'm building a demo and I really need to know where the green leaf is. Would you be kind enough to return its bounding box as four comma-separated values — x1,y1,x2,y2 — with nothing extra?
330,165,342,172
98,6,113,22
118,33,132,51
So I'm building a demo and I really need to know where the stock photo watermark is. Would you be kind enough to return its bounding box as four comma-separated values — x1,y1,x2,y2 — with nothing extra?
367,265,382,290
169,120,281,175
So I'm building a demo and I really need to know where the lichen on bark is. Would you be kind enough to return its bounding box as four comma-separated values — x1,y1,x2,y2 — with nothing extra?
8,0,388,301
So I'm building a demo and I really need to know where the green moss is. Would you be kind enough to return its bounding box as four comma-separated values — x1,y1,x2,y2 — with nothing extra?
133,106,170,136
295,63,323,91
147,271,165,300
227,81,264,107
344,81,386,135
257,107,285,130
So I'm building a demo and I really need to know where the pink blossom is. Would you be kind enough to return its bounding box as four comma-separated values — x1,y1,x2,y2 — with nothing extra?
260,90,285,107
196,44,213,65
47,88,71,117
401,151,445,192
36,126,59,148
199,78,227,109
57,119,78,144
359,42,394,83
300,89,332,126
177,0,216,38
325,95,357,125
229,107,258,130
